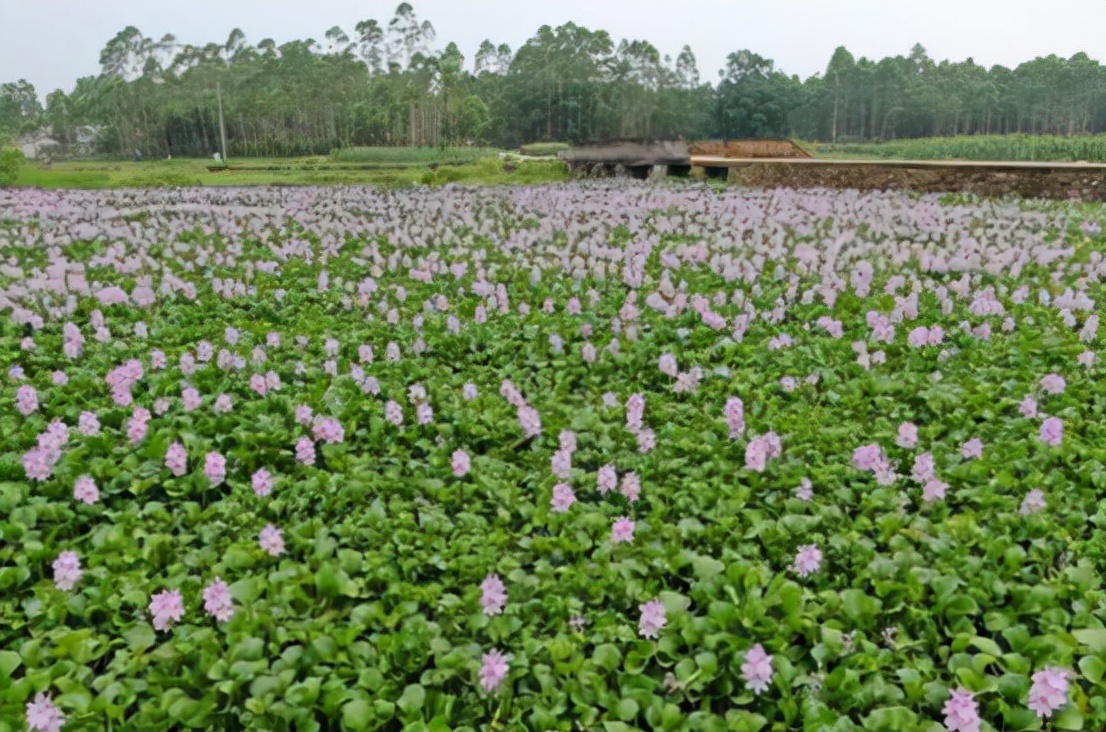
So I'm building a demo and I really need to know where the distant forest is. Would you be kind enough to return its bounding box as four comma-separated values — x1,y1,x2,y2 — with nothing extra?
2,2,1106,157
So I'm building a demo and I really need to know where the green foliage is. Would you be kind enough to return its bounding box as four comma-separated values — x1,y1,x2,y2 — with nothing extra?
0,147,25,186
814,134,1106,162
329,146,498,165
519,142,570,156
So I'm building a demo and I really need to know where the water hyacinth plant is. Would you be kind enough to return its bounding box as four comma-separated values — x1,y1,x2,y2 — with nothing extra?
0,181,1103,730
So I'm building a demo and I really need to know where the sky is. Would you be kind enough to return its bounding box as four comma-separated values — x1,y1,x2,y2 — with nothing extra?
1,0,1105,95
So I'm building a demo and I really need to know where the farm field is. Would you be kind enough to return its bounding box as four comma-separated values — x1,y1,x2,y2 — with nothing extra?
8,153,568,190
810,134,1106,163
0,182,1105,731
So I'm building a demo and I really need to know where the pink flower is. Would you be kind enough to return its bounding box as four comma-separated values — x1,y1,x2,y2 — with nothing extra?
658,353,678,377
479,648,510,693
725,397,745,438
52,551,82,591
795,478,813,501
1040,373,1066,395
551,483,575,512
638,599,667,638
942,688,981,732
213,393,233,414
313,418,345,444
1020,489,1047,515
896,422,918,449
25,693,65,732
202,577,235,622
626,393,646,432
923,479,948,502
620,472,641,502
597,464,618,494
153,397,171,416
636,429,656,453
51,371,68,386
1078,350,1097,368
611,517,635,544
517,405,541,438
295,437,316,466
1027,667,1069,719
258,524,285,556
127,408,150,445
416,402,434,425
550,449,572,479
385,400,403,427
252,468,274,497
1020,395,1039,419
73,475,100,505
78,411,100,436
480,573,507,616
181,387,201,411
908,326,929,348
1039,417,1063,447
745,438,770,472
961,438,983,460
265,371,281,390
148,589,185,631
912,452,936,483
451,449,470,477
793,544,822,577
165,442,187,477
15,384,38,416
151,349,166,369
741,644,774,695
250,374,268,396
295,405,314,426
558,430,577,454
204,452,226,485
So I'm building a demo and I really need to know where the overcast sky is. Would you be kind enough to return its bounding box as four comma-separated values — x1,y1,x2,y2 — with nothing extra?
2,0,1104,94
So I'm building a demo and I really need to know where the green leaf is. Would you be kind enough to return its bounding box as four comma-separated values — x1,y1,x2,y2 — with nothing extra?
615,698,639,721
593,643,622,671
123,623,156,651
1079,656,1106,685
1053,705,1084,730
1073,629,1106,654
863,706,918,730
658,591,691,614
0,650,21,676
341,698,373,731
396,684,426,716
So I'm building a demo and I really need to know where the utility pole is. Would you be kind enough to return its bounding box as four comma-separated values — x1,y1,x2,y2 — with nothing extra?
216,81,228,164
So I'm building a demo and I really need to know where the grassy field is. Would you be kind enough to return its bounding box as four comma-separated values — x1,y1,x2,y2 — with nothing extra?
810,134,1106,162
10,154,569,189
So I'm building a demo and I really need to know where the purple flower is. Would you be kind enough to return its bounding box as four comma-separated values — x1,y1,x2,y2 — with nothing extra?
1039,417,1063,447
741,644,774,695
259,524,285,556
611,517,635,544
204,452,226,485
148,589,185,631
638,599,667,638
252,468,274,497
923,479,948,502
795,478,813,502
551,449,572,479
480,573,507,616
479,648,510,692
896,422,919,449
1040,373,1066,395
551,483,575,512
73,475,100,505
313,418,345,444
451,449,470,477
52,551,82,591
202,577,235,622
295,437,316,466
961,438,983,460
793,544,822,577
620,472,641,503
165,442,187,477
597,464,618,494
1020,489,1047,515
1027,667,1069,718
942,688,981,732
725,396,745,438
25,693,65,732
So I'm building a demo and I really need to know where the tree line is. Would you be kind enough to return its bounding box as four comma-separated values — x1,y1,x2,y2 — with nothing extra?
2,2,1105,158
